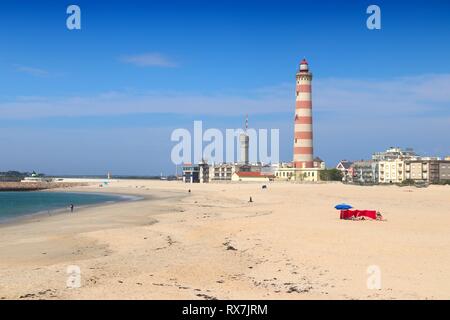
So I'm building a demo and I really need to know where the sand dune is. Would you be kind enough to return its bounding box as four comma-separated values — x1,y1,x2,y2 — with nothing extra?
0,180,449,300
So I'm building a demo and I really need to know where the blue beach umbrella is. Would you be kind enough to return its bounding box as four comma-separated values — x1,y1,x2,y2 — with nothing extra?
334,203,353,210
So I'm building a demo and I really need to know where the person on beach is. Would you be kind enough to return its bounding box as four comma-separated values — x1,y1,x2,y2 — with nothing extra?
70,204,74,213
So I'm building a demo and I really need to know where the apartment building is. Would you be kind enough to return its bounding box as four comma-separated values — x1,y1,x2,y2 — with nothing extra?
210,163,236,181
439,161,450,181
351,160,378,184
372,147,417,161
378,159,405,183
182,162,210,183
404,160,441,183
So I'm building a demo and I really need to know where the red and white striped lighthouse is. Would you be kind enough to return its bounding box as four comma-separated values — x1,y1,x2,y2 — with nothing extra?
293,58,314,168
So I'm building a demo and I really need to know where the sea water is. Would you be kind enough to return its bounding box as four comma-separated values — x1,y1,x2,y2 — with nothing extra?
0,191,127,223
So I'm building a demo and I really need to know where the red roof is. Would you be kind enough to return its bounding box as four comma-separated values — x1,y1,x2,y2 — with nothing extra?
236,171,274,178
300,58,308,65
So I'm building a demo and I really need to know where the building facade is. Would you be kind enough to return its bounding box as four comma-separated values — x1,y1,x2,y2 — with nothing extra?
313,157,325,169
182,163,199,183
405,160,440,184
378,159,405,184
350,160,378,184
372,147,417,161
439,161,450,182
274,163,321,182
209,163,236,181
208,163,269,182
182,161,209,183
336,160,354,180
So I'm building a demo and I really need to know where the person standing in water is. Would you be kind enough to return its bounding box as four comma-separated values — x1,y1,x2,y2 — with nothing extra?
70,204,74,213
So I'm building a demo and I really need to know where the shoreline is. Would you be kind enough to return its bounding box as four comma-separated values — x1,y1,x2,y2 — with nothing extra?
0,190,145,227
0,180,449,300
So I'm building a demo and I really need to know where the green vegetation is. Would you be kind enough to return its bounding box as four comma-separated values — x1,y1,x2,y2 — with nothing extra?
0,171,28,182
320,168,343,181
401,179,415,186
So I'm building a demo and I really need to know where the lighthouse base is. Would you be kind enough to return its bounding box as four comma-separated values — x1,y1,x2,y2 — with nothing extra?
274,167,324,182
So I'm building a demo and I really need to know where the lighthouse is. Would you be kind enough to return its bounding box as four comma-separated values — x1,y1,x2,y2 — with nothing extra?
293,58,314,168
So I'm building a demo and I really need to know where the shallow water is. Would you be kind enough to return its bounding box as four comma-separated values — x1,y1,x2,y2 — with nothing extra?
0,191,125,222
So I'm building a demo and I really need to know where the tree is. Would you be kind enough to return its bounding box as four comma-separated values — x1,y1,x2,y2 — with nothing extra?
320,169,343,181
401,179,415,186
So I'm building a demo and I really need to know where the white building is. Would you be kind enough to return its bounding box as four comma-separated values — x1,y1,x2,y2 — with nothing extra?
273,162,322,182
378,159,405,184
372,147,417,161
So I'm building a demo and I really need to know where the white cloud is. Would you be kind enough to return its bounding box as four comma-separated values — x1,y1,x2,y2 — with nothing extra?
1,74,449,120
314,74,450,116
120,53,177,68
14,64,49,77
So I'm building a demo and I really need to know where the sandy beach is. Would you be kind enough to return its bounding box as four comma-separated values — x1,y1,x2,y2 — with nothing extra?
0,180,449,300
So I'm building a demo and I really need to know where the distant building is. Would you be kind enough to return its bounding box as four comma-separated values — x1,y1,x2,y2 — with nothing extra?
22,171,53,183
22,177,51,183
340,147,448,185
208,162,271,182
336,160,353,179
182,161,209,183
373,146,444,184
350,160,378,184
438,161,450,182
273,162,294,181
209,163,238,181
313,157,325,169
378,159,405,184
372,147,417,161
274,162,322,182
405,160,442,184
198,161,210,183
231,171,274,182
182,163,199,183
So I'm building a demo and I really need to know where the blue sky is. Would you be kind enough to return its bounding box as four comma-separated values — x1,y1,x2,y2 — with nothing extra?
0,0,449,175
